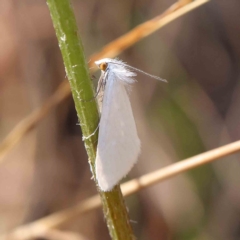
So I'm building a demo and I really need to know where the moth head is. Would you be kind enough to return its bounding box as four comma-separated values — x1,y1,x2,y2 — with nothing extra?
95,59,111,72
99,62,108,72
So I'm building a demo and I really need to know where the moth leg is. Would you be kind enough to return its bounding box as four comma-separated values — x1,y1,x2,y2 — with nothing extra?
82,124,99,141
97,70,109,112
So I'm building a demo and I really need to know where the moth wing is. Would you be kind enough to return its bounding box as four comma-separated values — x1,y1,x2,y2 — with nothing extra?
96,77,140,191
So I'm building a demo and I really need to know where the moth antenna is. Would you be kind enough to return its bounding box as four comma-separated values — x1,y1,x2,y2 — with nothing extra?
111,60,167,82
124,64,167,83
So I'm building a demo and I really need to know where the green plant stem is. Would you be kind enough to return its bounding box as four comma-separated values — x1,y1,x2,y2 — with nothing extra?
46,0,135,239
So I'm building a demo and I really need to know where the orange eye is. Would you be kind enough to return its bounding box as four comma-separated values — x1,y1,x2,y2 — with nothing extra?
99,62,108,71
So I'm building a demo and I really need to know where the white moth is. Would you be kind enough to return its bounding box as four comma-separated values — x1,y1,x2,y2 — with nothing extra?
95,58,166,191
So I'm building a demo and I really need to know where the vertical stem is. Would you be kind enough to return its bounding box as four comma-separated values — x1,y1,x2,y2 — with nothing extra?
46,0,135,239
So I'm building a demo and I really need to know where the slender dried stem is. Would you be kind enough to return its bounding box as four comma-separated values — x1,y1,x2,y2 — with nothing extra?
0,0,210,163
3,139,240,240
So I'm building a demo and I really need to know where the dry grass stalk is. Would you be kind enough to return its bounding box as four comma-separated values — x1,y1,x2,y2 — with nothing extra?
0,0,209,163
3,138,239,240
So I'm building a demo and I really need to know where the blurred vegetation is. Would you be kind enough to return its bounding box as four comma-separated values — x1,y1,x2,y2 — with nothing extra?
1,0,240,240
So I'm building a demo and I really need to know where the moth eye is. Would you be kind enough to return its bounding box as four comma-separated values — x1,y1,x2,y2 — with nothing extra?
99,62,108,71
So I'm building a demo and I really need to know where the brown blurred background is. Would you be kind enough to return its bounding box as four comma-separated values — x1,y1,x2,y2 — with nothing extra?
1,0,240,239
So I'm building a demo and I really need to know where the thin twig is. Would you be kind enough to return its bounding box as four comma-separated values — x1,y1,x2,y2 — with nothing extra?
4,139,240,240
0,81,70,160
47,0,135,239
0,0,210,163
88,0,209,62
